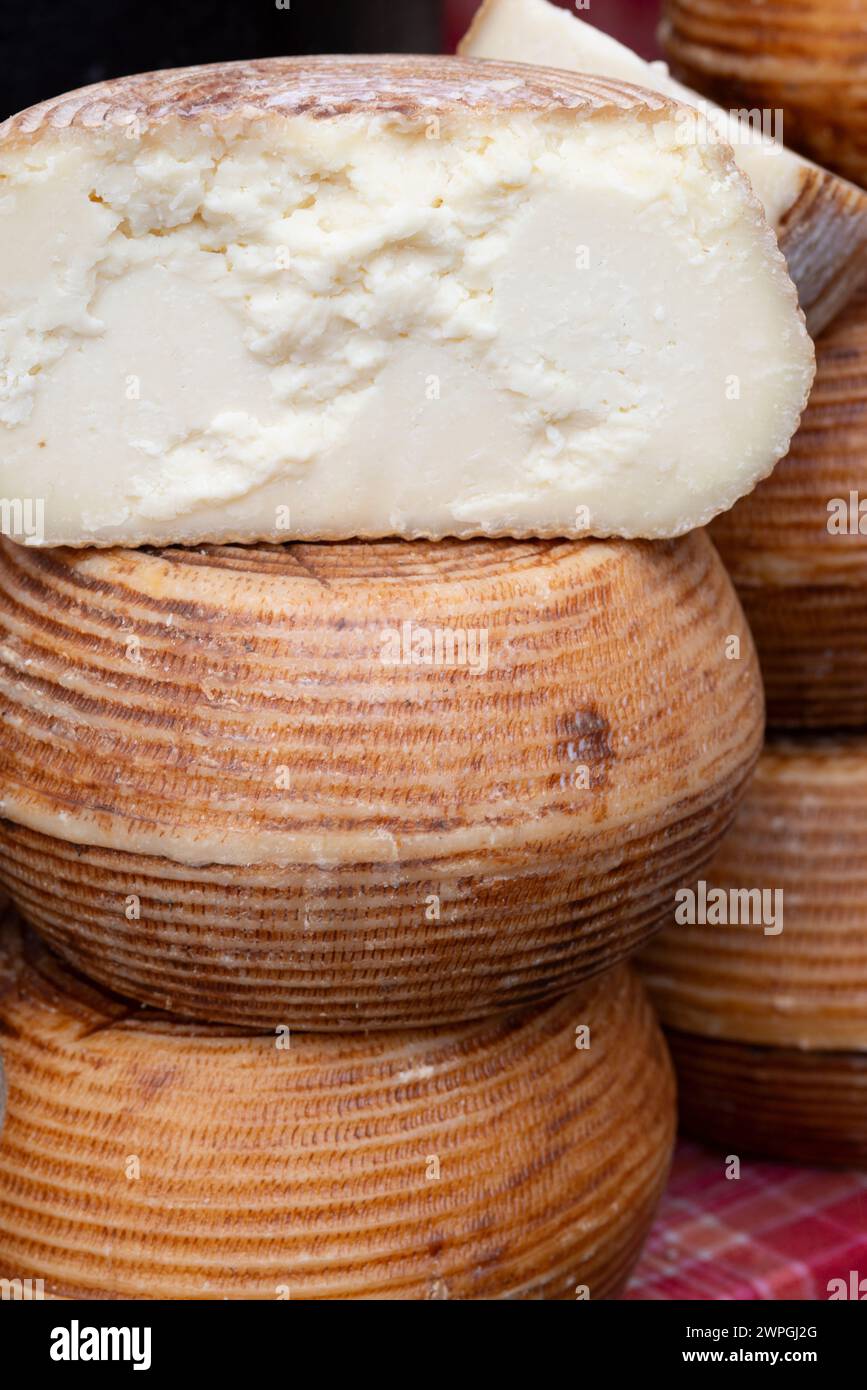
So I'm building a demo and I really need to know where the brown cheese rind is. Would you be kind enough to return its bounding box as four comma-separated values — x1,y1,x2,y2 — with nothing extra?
640,737,867,1051
0,911,676,1301
711,286,867,729
0,53,675,142
777,165,867,336
0,533,763,1029
668,1030,867,1169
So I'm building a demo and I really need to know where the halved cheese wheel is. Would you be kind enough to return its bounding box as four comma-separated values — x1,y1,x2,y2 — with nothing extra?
0,55,812,545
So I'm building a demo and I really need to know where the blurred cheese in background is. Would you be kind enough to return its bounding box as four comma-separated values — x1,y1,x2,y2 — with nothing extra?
447,0,663,59
460,0,867,336
662,0,867,191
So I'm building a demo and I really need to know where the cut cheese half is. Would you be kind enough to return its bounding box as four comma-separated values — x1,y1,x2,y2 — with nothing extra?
0,55,813,546
461,0,867,337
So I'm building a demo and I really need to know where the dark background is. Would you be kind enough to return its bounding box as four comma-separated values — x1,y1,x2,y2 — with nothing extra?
0,0,662,121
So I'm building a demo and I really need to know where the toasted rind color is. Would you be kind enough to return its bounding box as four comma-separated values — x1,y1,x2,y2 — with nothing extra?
0,913,675,1299
640,738,867,1052
711,286,867,729
669,1030,867,1169
0,533,764,1028
461,0,867,335
0,52,675,137
662,0,867,190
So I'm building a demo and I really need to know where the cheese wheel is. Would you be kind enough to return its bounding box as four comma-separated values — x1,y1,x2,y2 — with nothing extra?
711,286,867,729
662,0,867,191
0,55,812,545
0,913,675,1300
668,1031,867,1169
461,0,867,335
0,531,763,1029
640,737,867,1052
640,735,867,1166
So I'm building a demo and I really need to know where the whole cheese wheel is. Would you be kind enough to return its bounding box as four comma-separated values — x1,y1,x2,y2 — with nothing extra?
0,531,764,1029
0,912,675,1300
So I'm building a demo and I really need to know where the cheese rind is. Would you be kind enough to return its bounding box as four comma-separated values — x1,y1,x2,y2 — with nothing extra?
0,56,813,546
0,530,764,1027
461,0,867,336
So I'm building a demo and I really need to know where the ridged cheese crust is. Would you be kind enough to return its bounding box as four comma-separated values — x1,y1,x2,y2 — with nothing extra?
640,738,867,1051
711,286,867,729
0,913,675,1300
0,533,763,1028
669,1031,867,1169
662,0,867,189
0,53,675,138
778,167,867,336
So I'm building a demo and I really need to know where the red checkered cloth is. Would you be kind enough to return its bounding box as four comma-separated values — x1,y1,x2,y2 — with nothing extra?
623,1140,867,1300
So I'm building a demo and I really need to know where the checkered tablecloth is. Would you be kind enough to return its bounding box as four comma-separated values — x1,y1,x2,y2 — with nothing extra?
624,1140,867,1300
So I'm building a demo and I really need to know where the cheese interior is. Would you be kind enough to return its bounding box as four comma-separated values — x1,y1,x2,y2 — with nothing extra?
461,0,805,229
0,107,813,544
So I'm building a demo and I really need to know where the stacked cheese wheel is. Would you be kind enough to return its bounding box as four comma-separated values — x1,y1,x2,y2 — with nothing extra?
465,1,867,1173
648,0,867,1167
0,34,844,1297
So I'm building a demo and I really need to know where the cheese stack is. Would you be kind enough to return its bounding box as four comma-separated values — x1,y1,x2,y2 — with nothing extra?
0,529,757,1295
465,0,867,1170
654,0,867,1166
648,3,867,1164
0,42,830,1294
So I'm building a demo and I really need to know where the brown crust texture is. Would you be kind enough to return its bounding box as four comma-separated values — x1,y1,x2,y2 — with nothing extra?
668,1030,867,1169
0,914,675,1300
639,738,867,1051
661,0,867,189
0,54,674,145
778,166,867,336
0,533,763,1029
710,285,867,729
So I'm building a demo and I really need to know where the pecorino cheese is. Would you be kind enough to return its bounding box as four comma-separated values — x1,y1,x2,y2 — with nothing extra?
461,0,867,337
0,55,813,547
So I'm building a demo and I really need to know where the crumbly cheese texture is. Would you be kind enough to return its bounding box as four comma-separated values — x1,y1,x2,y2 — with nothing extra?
461,0,806,228
0,105,813,544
